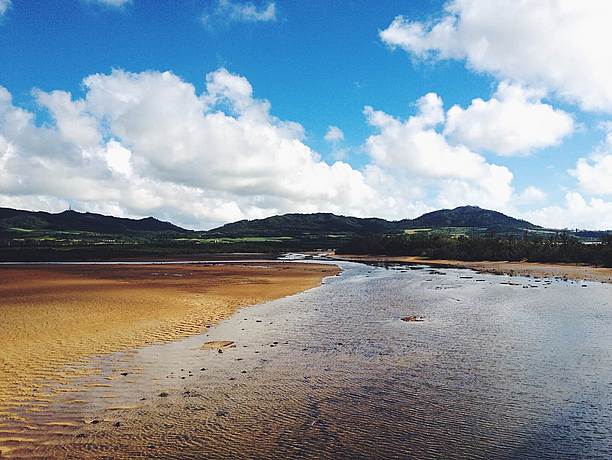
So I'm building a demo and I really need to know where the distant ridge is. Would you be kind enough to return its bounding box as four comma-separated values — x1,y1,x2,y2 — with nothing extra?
0,207,189,234
0,205,542,236
208,206,540,236
407,205,540,230
206,213,397,236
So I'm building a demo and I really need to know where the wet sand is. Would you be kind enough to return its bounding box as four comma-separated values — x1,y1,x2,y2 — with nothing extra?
6,261,612,459
0,262,339,420
333,254,612,283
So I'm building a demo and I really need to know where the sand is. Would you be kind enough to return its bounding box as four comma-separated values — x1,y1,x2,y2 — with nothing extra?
0,262,339,418
333,254,612,283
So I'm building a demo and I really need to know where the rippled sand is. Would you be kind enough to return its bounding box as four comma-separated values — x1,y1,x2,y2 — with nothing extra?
0,262,339,422
7,261,611,459
2,262,611,458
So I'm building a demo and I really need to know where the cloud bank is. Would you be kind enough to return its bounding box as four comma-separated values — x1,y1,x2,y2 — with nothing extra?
0,68,532,229
380,0,612,113
445,82,574,156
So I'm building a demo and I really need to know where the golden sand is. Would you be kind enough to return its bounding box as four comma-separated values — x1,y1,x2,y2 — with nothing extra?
0,262,339,417
334,254,612,283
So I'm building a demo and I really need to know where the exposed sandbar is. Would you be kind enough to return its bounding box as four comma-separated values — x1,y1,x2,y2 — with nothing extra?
0,262,339,417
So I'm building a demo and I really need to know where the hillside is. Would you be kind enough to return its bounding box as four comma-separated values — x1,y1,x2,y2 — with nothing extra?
0,205,605,262
407,206,541,230
207,206,540,237
0,207,188,235
206,212,397,237
0,205,543,238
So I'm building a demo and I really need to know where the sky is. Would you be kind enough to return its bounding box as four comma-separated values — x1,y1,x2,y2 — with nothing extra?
1,0,612,230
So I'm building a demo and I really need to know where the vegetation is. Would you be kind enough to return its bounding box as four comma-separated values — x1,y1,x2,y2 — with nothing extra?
338,233,612,267
1,205,610,262
0,207,187,234
207,205,541,237
0,229,331,261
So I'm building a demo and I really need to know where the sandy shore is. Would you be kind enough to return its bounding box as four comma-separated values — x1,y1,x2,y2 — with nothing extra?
0,262,339,419
333,255,612,284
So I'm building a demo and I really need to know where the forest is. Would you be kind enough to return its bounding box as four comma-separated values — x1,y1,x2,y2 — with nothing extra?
338,233,612,267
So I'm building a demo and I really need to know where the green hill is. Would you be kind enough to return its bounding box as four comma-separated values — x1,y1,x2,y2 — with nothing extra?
207,206,540,237
406,206,540,230
0,207,189,235
206,212,397,237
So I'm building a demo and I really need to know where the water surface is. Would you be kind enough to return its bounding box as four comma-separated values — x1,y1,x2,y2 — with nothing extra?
4,261,612,459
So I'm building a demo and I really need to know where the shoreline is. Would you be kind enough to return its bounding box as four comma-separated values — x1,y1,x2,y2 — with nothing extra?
0,262,340,421
331,254,612,284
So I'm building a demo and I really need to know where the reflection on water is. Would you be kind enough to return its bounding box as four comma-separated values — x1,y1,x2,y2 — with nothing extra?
3,262,612,459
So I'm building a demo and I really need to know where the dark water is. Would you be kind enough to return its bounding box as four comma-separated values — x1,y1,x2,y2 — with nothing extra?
3,262,612,459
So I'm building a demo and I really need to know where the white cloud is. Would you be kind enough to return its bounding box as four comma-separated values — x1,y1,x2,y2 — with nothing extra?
0,0,10,16
445,82,574,156
568,127,612,197
85,0,131,7
1,69,410,229
202,0,276,27
380,0,612,112
0,67,529,228
9,66,612,228
324,126,344,143
363,92,514,210
572,155,612,196
6,65,611,229
515,186,547,206
324,126,348,160
525,193,612,230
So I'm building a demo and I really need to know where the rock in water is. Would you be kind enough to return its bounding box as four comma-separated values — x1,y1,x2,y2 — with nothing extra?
401,315,424,322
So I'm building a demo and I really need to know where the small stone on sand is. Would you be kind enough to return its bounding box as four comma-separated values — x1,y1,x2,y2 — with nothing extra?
202,340,236,350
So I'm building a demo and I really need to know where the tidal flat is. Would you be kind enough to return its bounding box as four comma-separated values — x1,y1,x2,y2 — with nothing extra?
2,261,612,459
0,262,339,431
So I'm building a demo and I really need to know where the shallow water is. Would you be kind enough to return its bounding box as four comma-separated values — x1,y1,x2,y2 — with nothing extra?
3,261,612,459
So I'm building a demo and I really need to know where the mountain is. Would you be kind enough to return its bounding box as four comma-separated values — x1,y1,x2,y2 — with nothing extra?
0,205,541,238
0,207,189,234
208,206,540,237
407,206,540,230
206,213,396,237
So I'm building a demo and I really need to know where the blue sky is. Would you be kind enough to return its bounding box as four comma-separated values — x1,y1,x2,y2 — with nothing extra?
3,0,478,148
1,0,611,229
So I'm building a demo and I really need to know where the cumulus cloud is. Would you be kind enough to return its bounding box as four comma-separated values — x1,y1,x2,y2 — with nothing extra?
380,0,612,113
0,69,408,229
0,67,528,228
445,82,574,156
0,0,10,16
324,126,344,143
4,65,609,228
202,0,276,27
324,126,349,160
514,186,547,206
524,193,612,230
363,92,514,209
572,155,612,197
568,126,612,197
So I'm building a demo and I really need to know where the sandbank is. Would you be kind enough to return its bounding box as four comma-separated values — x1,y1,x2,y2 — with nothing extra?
0,262,339,419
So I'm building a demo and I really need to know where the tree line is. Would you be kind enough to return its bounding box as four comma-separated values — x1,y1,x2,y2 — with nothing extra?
338,233,612,267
